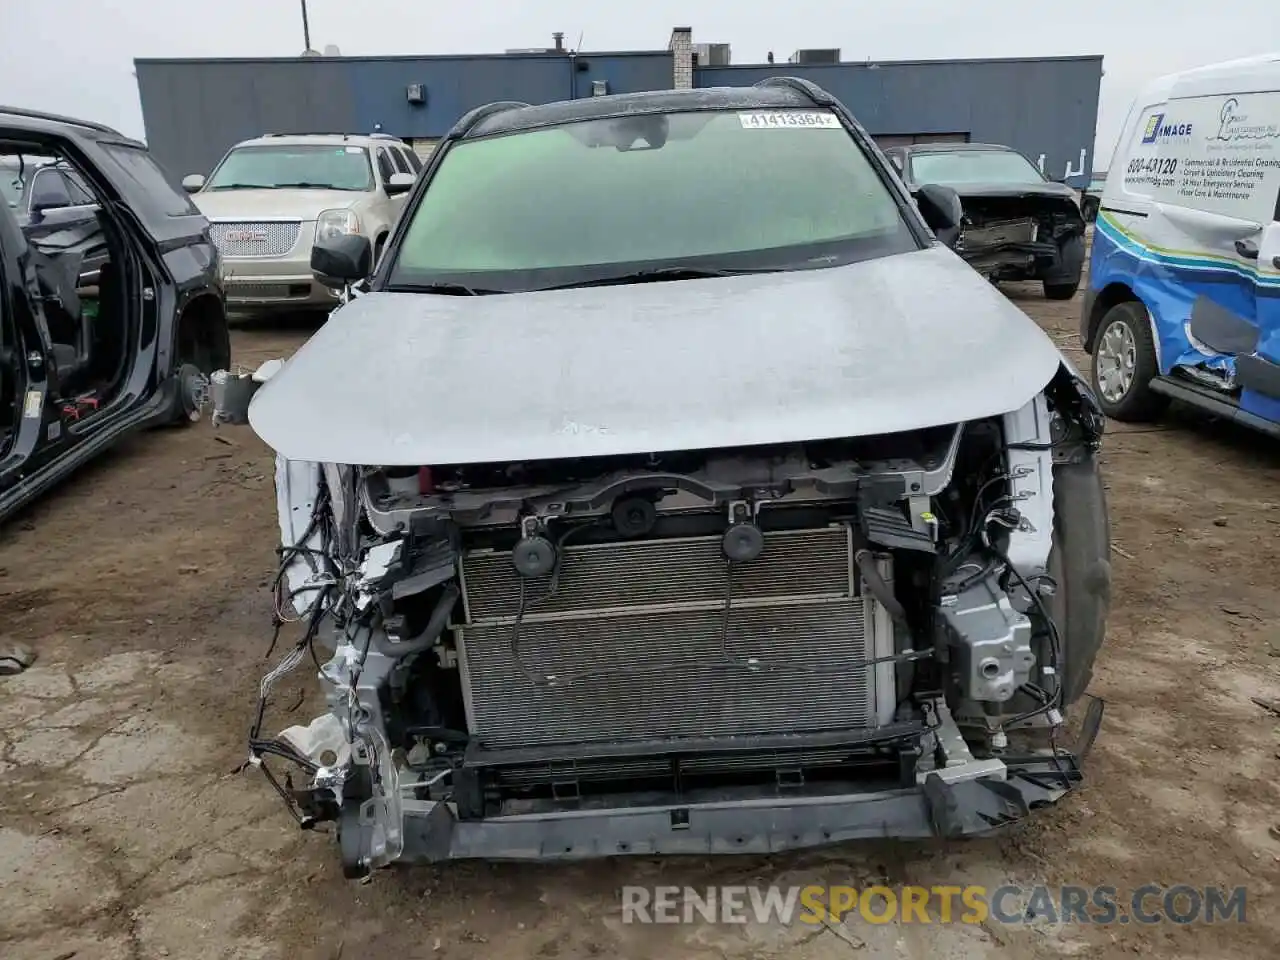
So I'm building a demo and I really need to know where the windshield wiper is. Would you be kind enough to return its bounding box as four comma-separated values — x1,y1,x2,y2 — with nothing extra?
391,281,499,296
536,266,773,291
207,182,343,191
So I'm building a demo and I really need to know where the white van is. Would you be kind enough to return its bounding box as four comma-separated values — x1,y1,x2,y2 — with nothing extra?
1080,53,1280,437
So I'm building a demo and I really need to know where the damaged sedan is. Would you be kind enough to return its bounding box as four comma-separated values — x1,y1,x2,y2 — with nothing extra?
216,79,1112,878
883,141,1089,299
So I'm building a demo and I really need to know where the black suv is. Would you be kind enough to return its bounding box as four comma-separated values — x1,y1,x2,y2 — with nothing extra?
882,142,1088,299
1,107,229,522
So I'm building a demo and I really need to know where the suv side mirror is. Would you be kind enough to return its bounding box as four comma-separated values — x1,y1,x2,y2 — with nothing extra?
914,183,963,247
311,233,373,289
385,172,415,196
182,174,206,194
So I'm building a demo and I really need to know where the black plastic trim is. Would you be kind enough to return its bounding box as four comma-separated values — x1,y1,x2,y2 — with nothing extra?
1188,295,1259,355
1149,376,1280,438
1236,353,1280,400
1099,205,1148,218
397,751,1090,863
465,722,925,769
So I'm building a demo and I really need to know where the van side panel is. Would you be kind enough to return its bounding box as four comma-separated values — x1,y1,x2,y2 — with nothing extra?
1091,79,1280,416
1090,91,1194,375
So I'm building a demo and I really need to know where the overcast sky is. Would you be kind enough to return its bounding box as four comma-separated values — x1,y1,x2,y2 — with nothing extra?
3,1,1277,171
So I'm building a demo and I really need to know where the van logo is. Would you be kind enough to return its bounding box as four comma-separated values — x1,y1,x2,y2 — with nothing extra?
1212,97,1280,143
225,229,268,242
1141,113,1163,144
1142,112,1193,144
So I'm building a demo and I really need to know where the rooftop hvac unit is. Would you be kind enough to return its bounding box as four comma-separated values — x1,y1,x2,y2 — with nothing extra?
788,48,841,64
693,42,731,66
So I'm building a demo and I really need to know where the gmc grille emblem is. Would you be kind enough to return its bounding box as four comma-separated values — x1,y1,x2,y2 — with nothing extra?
225,230,268,242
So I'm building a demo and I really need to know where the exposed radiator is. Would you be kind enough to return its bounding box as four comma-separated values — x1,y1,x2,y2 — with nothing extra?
455,525,897,751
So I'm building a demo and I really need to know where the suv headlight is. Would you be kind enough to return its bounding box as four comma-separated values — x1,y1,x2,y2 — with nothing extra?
315,209,360,244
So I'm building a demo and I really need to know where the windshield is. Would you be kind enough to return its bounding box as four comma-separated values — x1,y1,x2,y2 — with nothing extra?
388,109,915,290
205,144,374,192
909,149,1046,186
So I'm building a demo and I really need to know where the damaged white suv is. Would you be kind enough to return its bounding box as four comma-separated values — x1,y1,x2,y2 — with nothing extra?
214,79,1112,878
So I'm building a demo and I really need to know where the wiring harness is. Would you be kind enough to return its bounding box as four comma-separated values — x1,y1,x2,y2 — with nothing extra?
238,473,345,825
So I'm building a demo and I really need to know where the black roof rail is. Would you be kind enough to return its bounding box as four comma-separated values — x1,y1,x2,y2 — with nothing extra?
0,104,124,137
259,131,406,142
751,76,835,107
450,100,532,140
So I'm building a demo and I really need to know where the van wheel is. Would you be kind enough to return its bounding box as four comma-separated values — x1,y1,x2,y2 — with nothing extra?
1090,301,1168,422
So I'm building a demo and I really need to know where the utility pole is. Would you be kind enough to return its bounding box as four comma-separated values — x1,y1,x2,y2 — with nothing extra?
300,0,313,52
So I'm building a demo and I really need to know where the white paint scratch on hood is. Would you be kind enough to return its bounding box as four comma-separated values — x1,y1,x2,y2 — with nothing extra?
248,245,1065,465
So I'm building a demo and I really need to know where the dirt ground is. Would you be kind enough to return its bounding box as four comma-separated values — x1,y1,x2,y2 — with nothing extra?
2,279,1280,960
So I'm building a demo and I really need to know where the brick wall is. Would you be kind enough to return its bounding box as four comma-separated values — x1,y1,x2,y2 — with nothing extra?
669,27,693,89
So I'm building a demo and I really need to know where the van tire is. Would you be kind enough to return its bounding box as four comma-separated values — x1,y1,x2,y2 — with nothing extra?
1089,301,1168,422
1043,279,1079,300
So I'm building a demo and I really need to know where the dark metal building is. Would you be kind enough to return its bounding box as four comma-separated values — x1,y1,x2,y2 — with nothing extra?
135,27,1102,186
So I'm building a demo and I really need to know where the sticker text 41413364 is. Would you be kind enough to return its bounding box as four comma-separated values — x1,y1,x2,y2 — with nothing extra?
737,111,842,130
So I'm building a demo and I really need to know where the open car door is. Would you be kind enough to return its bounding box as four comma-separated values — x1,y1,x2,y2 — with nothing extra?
0,232,13,457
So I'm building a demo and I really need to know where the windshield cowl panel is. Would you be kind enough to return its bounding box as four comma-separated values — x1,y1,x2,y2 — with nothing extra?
385,109,918,293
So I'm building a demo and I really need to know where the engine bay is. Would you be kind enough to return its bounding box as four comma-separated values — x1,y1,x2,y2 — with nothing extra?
956,193,1087,281
239,365,1107,876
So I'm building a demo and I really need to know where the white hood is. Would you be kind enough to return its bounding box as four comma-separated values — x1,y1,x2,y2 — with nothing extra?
192,188,359,222
248,245,1065,465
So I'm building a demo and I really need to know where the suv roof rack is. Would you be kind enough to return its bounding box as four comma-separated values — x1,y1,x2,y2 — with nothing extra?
451,101,532,140
258,132,405,142
262,131,344,138
0,105,124,137
750,76,833,107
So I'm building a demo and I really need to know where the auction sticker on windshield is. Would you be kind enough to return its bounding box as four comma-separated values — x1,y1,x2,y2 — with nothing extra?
738,111,841,129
